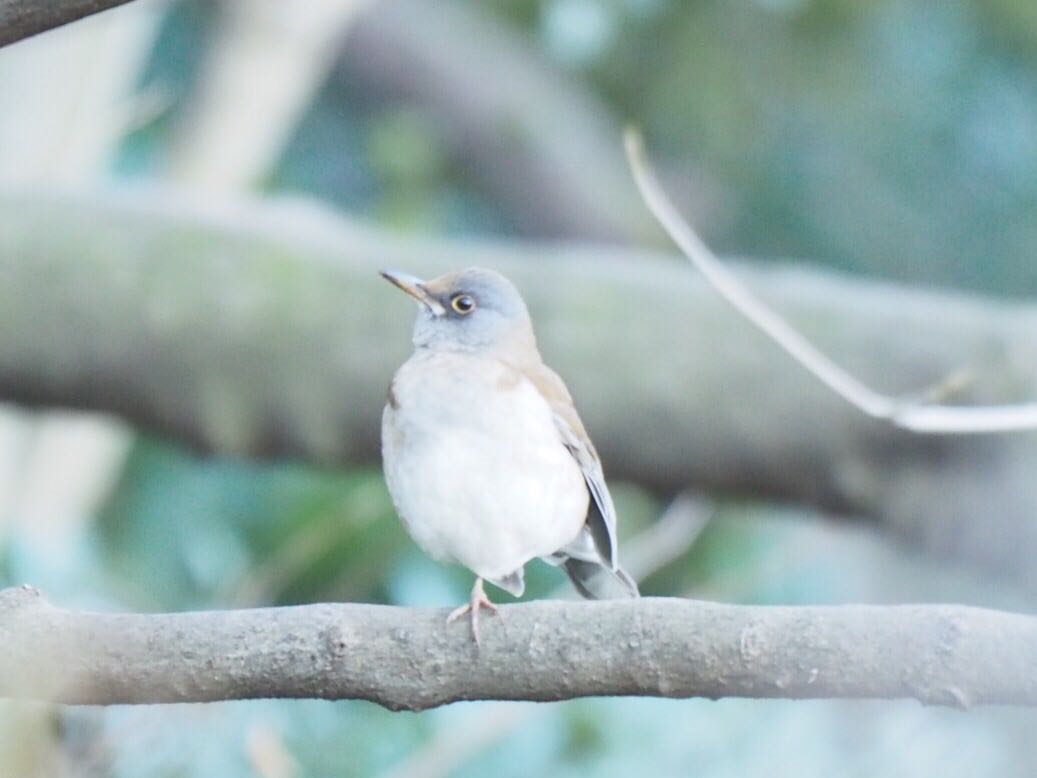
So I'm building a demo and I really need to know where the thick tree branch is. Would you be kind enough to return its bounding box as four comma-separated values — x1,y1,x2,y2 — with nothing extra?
4,189,1037,587
1,586,1034,710
0,0,136,47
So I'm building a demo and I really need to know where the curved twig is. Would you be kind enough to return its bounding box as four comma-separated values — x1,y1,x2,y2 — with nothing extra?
625,129,1037,434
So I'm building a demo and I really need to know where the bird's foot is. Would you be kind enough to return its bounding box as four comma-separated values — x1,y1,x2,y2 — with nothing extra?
447,577,500,646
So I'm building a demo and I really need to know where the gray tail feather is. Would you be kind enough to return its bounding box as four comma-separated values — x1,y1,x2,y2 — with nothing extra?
563,558,640,599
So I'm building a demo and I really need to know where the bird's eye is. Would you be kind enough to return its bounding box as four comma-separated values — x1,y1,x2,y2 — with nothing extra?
450,294,476,314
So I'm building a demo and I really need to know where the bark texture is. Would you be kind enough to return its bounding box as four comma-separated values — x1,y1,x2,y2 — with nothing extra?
1,586,1034,710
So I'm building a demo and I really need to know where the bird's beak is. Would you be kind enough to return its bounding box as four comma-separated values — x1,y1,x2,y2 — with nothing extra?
379,270,445,316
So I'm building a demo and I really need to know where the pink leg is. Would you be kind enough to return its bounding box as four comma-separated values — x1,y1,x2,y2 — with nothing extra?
447,577,500,645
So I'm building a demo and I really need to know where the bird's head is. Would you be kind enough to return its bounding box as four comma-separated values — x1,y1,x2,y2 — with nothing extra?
380,267,537,355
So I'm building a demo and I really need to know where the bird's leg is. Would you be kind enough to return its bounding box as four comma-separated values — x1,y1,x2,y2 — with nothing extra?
447,577,500,645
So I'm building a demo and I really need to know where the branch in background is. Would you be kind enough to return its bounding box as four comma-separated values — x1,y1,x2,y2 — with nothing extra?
0,1,161,183
1,586,1034,709
0,0,161,554
168,0,370,189
340,0,671,244
625,129,1037,434
5,189,1037,588
0,0,137,47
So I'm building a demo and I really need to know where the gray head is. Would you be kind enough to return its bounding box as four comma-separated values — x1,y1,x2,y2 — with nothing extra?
380,267,537,355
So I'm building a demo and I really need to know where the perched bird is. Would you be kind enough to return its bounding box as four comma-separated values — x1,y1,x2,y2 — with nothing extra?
380,267,638,643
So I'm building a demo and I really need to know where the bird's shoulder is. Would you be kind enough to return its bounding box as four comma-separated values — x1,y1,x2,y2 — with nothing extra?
509,359,592,447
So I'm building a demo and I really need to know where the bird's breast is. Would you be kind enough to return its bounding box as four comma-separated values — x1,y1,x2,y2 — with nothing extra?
381,352,588,579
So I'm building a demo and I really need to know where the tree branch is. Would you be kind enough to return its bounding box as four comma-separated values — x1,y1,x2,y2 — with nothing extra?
0,0,137,47
5,189,1037,587
339,0,665,243
1,586,1034,710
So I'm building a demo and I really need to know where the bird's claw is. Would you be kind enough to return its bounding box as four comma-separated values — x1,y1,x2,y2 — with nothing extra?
447,578,501,646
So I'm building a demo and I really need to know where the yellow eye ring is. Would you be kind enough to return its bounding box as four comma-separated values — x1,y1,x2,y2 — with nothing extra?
450,294,476,314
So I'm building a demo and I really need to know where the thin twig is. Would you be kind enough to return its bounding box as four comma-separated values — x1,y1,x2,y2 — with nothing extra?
624,128,1037,434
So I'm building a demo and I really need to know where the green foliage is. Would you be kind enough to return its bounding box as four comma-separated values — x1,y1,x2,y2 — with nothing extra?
95,438,406,610
594,0,1037,293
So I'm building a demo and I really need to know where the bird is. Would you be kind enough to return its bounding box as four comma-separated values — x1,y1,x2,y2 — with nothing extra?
380,266,638,644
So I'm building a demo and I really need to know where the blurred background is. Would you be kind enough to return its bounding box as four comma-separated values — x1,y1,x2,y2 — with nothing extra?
2,0,1037,775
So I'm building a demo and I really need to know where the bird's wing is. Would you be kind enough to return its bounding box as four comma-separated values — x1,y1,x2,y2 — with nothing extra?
520,361,619,570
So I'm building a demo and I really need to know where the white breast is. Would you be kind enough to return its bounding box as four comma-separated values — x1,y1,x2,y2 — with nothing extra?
381,351,588,581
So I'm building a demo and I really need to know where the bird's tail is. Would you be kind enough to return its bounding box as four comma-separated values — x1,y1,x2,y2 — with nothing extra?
563,557,639,599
